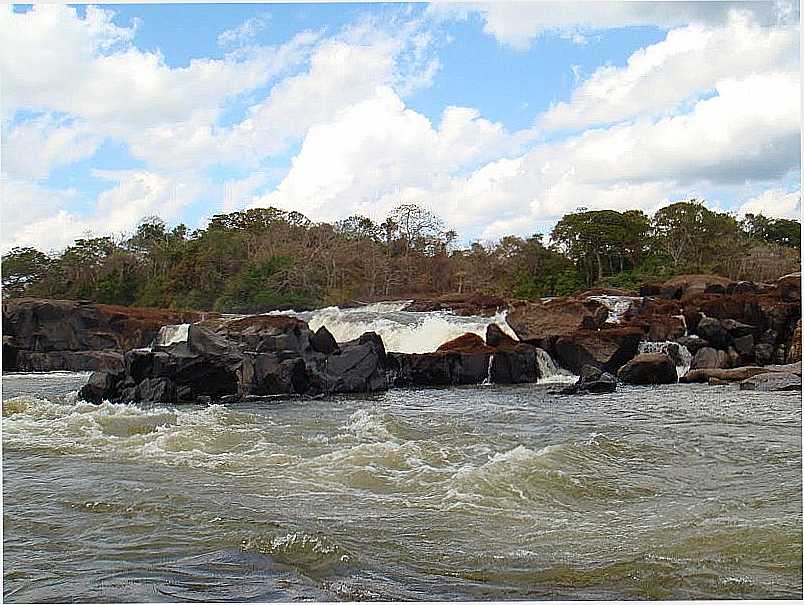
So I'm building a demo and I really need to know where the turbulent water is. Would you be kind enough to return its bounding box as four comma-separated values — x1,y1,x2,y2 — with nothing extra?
3,307,803,602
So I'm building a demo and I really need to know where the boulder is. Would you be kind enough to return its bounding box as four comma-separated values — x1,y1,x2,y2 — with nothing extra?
690,347,724,370
560,365,617,395
753,343,775,365
436,333,492,354
733,334,754,356
402,293,507,317
618,353,678,385
775,273,801,302
312,332,389,393
695,317,733,349
489,344,539,383
14,350,124,373
505,298,608,343
388,351,490,386
675,335,710,355
739,372,801,392
310,325,339,355
552,327,643,375
661,274,731,300
680,366,787,383
485,323,519,348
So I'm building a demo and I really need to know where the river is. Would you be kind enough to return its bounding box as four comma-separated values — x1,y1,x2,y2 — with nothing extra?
2,304,802,601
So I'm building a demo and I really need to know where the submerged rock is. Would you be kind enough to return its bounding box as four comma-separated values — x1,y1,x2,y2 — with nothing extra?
739,372,801,391
560,364,616,395
617,353,677,385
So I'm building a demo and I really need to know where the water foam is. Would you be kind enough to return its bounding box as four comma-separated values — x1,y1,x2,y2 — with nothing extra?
290,305,518,354
587,295,642,324
535,348,577,384
638,341,692,378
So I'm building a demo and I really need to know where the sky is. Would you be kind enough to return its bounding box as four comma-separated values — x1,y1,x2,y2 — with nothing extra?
1,1,801,253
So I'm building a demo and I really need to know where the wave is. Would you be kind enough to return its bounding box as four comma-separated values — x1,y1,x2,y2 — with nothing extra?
241,531,352,572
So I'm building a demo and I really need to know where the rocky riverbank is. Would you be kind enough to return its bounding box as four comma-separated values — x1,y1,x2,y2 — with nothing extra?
2,272,800,401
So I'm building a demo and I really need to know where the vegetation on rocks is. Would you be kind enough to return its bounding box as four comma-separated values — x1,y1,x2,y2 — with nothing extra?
2,200,799,312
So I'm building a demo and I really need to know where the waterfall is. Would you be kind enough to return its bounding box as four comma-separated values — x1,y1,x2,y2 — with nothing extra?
482,354,495,386
673,314,688,336
155,323,190,347
268,303,519,354
535,348,577,384
587,295,642,324
638,341,692,377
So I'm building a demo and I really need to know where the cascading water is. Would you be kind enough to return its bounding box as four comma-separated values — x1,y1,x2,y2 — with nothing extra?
155,323,190,347
638,341,693,378
271,301,519,354
535,348,577,384
587,295,642,324
482,354,494,386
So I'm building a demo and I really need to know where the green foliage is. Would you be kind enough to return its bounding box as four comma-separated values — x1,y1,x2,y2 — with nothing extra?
3,200,800,309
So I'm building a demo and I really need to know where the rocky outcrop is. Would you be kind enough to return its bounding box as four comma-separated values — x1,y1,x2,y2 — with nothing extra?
660,274,731,300
739,372,801,391
3,298,207,372
390,325,539,387
505,298,608,343
680,362,801,384
690,347,727,370
618,353,678,385
79,319,390,404
550,327,643,375
560,365,616,395
402,293,507,317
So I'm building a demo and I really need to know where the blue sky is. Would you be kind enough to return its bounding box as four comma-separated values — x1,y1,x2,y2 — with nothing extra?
1,1,800,252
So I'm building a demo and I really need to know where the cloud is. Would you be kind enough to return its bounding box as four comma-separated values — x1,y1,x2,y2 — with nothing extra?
2,171,202,252
217,14,270,48
738,187,802,219
541,11,799,130
430,0,798,50
1,113,102,180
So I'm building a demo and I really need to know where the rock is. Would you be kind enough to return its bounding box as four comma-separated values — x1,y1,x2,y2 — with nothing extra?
2,298,207,372
704,284,726,295
389,351,490,386
402,293,507,317
729,281,758,295
560,365,617,395
720,318,757,338
733,334,754,356
490,344,540,383
579,287,639,297
787,319,802,363
639,283,663,297
675,335,710,355
485,323,518,348
680,366,787,383
79,370,123,404
505,298,608,343
775,273,801,302
136,377,177,403
695,317,733,349
310,326,339,355
661,274,731,300
313,332,389,393
617,353,677,385
436,333,492,354
552,327,643,375
15,350,124,372
708,377,730,385
739,372,801,391
754,343,775,365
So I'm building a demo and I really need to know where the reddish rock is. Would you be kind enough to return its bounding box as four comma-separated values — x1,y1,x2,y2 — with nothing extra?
403,293,508,317
436,333,493,354
661,274,731,300
505,297,608,343
618,352,678,385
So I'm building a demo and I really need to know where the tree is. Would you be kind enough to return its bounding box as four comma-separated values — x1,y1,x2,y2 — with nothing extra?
742,213,801,249
2,247,53,298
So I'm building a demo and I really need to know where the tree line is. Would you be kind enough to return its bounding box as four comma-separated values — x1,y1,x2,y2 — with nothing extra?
2,200,800,312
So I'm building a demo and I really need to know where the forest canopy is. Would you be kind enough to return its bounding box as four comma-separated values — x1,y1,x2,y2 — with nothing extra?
2,201,800,312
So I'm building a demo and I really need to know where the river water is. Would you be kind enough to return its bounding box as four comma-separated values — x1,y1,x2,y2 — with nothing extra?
3,305,803,601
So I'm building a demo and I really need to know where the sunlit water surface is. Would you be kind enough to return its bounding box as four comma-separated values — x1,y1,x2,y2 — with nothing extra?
3,371,802,601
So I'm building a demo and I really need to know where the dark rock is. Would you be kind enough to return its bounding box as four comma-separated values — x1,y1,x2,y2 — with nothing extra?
561,365,617,394
730,281,758,295
489,344,540,384
733,334,754,356
136,377,177,403
15,350,124,372
775,273,801,302
79,370,123,403
720,318,757,338
690,347,725,370
506,298,608,343
552,327,643,375
618,353,677,385
310,326,339,355
314,332,389,393
754,343,775,365
704,283,726,295
485,323,518,348
739,372,801,391
389,351,490,387
436,333,492,354
639,283,663,297
675,335,710,355
695,317,733,349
